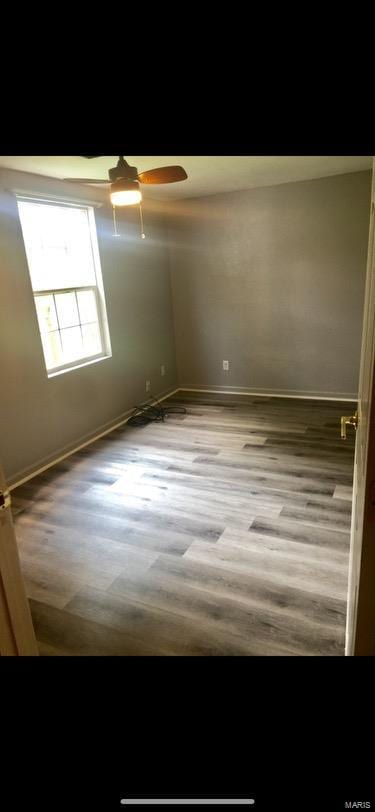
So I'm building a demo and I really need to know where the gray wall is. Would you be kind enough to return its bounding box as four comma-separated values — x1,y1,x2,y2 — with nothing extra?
0,169,177,483
168,170,372,398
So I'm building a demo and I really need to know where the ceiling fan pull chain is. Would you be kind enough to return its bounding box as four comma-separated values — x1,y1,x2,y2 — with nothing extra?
112,205,119,237
139,202,146,239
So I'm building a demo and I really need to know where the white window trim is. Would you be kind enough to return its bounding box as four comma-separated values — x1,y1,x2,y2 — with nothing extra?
16,194,112,377
48,354,111,378
11,189,103,208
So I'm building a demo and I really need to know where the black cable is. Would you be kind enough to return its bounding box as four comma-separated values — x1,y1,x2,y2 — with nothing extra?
150,392,187,416
127,392,186,427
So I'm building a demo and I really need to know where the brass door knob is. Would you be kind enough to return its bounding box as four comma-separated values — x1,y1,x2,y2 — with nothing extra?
341,412,358,439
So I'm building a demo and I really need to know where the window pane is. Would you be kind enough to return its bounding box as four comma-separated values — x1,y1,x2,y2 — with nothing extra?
55,292,79,328
17,201,97,291
41,330,63,369
35,295,58,333
60,326,84,363
77,289,98,324
82,323,102,356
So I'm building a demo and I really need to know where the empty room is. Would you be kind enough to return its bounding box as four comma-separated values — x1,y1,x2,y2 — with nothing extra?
0,154,374,656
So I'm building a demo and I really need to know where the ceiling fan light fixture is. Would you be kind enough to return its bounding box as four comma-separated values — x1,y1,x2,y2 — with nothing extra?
110,178,142,206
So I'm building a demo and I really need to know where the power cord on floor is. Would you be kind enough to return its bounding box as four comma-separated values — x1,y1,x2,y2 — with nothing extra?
127,393,186,427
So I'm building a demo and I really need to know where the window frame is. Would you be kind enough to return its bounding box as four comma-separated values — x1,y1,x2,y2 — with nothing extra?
16,195,112,377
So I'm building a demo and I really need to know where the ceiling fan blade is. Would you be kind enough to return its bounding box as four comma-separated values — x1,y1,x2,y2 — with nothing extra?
62,178,110,184
137,166,188,184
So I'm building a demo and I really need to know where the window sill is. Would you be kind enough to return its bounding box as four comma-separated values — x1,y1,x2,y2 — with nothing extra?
47,354,112,378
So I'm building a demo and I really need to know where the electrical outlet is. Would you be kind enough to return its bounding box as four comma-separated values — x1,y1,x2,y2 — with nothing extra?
161,365,166,376
145,380,151,392
223,360,229,371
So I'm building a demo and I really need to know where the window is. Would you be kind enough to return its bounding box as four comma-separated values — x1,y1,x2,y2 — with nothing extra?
17,197,111,376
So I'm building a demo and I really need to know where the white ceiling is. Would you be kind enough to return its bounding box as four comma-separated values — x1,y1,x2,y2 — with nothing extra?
0,155,372,200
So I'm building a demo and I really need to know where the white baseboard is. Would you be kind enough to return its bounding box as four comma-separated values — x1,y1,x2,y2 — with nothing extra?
177,385,358,402
8,386,180,490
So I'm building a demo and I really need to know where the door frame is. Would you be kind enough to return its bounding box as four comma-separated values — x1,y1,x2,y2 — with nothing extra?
345,164,375,656
352,366,375,654
0,462,38,655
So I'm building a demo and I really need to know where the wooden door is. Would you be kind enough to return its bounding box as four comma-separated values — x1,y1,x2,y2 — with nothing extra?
345,160,375,655
0,461,38,655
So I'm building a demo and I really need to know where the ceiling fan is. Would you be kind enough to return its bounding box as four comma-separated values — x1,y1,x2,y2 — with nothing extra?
63,156,188,206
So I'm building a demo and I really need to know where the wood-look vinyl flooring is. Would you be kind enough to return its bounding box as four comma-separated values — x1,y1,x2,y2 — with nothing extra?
11,392,356,656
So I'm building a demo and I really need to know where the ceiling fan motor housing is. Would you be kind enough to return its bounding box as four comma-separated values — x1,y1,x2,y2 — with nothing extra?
109,157,138,182
110,177,141,194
